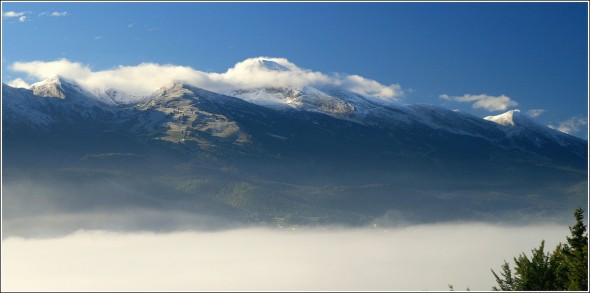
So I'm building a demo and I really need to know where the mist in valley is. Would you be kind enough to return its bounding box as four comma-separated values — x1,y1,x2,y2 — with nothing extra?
2,223,570,291
2,179,577,291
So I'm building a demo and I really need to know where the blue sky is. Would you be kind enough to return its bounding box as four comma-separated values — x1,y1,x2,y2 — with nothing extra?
2,1,588,138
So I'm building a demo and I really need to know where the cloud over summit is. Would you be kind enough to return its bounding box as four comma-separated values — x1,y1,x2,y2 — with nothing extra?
8,57,403,102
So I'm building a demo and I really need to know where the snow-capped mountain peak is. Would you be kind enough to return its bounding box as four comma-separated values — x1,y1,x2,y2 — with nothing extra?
484,109,584,149
152,82,193,98
232,57,294,74
30,75,70,99
484,109,523,126
484,109,549,136
258,59,290,71
30,75,64,86
29,75,98,101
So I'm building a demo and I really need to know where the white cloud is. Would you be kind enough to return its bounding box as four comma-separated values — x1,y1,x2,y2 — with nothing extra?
7,78,31,89
439,94,451,101
439,93,518,112
340,74,403,102
94,36,103,40
11,59,93,81
1,224,568,291
128,23,134,28
3,11,25,17
3,11,27,22
527,109,546,118
548,117,588,135
9,57,404,102
50,11,68,17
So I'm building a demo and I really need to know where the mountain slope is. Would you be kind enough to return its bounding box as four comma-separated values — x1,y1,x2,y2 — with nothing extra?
2,79,117,133
2,79,587,234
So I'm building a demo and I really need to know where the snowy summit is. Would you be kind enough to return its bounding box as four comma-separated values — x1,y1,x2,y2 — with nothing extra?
484,109,523,127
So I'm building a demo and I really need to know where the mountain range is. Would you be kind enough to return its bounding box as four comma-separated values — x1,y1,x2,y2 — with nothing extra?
2,66,587,234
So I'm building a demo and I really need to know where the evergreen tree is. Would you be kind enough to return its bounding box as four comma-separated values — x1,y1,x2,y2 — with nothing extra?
564,207,588,291
548,243,569,290
492,241,560,290
491,208,588,291
492,261,515,291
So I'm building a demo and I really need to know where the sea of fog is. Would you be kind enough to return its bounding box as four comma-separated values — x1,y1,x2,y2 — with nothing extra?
2,223,569,291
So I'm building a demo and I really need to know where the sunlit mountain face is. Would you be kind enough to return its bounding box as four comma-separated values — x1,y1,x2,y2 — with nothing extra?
2,59,587,237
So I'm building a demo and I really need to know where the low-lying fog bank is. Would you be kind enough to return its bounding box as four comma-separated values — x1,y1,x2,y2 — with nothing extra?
2,223,569,291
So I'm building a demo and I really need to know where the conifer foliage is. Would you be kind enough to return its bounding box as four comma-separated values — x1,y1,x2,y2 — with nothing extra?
491,208,588,291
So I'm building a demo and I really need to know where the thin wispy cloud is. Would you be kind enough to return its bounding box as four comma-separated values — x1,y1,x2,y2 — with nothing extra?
9,57,404,103
51,11,68,17
548,117,588,135
39,11,69,17
527,109,546,118
94,36,104,40
127,23,135,28
439,93,518,112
